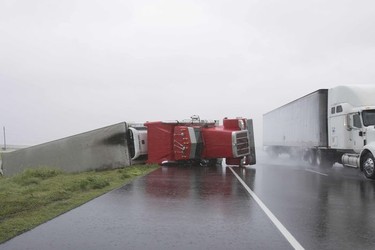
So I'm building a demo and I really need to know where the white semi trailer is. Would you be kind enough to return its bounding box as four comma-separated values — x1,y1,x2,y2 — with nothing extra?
263,85,375,179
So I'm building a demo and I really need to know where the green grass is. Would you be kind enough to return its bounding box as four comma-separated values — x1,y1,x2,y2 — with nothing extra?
0,165,158,243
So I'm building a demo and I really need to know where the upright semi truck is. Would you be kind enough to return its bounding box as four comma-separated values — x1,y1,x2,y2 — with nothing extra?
263,85,375,179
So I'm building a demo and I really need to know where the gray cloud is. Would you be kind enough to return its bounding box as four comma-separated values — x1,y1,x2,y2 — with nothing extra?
1,0,375,146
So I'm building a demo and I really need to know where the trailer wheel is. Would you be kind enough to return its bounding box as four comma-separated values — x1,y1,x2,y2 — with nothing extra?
307,150,316,165
362,153,375,179
316,150,324,166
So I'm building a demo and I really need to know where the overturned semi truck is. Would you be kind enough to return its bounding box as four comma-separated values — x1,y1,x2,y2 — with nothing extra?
1,116,256,176
128,116,256,167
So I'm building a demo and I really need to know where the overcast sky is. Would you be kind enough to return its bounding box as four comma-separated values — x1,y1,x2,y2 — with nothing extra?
1,0,375,146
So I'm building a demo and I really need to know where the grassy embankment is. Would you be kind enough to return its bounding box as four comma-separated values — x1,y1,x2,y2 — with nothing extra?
0,165,158,243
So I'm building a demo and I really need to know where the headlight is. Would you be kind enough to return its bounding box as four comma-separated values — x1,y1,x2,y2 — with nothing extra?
238,120,245,130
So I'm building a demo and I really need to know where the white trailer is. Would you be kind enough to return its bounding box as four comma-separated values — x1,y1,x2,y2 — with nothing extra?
263,85,375,179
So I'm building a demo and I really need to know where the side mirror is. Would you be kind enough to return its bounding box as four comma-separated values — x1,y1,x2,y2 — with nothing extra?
359,131,363,137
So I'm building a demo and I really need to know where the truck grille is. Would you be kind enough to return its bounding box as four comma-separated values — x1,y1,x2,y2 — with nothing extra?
232,131,250,157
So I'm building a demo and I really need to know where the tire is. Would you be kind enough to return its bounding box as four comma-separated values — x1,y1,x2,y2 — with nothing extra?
362,153,375,179
307,150,316,165
316,149,324,166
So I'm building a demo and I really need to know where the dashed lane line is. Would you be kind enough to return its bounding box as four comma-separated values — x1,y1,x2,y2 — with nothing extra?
228,166,305,250
305,169,328,176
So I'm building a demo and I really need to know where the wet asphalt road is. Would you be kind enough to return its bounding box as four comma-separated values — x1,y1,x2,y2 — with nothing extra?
2,156,375,250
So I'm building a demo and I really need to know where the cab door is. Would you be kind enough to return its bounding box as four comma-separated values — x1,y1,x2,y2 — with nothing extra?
348,112,365,153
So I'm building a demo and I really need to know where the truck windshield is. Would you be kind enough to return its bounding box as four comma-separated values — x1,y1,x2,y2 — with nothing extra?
362,110,375,126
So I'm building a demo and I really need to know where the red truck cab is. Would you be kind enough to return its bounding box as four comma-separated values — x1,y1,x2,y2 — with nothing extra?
144,117,256,166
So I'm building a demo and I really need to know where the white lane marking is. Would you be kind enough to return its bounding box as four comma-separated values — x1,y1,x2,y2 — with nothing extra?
228,167,305,250
305,169,328,176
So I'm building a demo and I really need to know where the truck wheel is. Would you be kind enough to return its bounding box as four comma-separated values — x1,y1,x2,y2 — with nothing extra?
307,150,316,165
362,153,375,179
316,150,324,166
